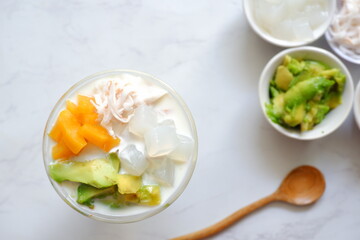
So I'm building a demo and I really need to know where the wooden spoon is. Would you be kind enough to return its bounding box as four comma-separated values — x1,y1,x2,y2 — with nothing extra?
172,165,325,240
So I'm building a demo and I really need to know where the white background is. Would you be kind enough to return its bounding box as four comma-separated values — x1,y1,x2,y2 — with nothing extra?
1,0,360,239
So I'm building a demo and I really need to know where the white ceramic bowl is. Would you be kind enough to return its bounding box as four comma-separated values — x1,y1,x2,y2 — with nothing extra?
259,46,354,140
353,81,360,129
243,0,336,47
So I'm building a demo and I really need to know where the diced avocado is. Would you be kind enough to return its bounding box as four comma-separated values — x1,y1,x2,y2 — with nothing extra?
290,70,320,88
49,158,118,188
289,72,309,88
266,104,279,124
124,194,139,203
136,185,161,206
287,58,305,75
301,113,314,132
100,192,141,208
283,55,292,66
266,93,285,124
283,104,305,127
334,72,346,93
270,86,280,98
314,104,330,124
117,174,142,194
298,102,329,131
289,61,329,88
324,92,342,109
98,191,126,209
320,68,346,92
304,60,328,75
320,68,339,79
272,93,285,115
77,184,116,208
103,193,140,208
284,77,334,111
275,66,293,91
107,152,121,172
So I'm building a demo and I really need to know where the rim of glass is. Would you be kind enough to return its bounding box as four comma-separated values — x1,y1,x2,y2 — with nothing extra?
42,69,198,223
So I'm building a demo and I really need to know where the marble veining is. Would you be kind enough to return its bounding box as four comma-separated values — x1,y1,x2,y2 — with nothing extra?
1,0,360,239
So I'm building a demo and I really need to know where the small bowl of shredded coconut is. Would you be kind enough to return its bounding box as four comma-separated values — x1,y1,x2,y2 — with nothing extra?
326,0,360,64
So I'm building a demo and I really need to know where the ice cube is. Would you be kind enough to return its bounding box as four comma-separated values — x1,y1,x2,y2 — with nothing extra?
147,157,175,186
129,105,158,137
255,0,287,32
270,19,294,41
284,0,307,17
144,125,179,157
160,119,176,127
292,18,313,41
254,1,267,29
169,135,194,162
265,0,283,4
286,0,307,11
119,144,148,176
303,4,328,28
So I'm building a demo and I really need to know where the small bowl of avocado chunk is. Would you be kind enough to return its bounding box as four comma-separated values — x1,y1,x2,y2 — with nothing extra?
259,46,354,140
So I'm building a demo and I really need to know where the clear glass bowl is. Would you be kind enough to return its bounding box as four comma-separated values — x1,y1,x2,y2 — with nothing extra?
325,0,360,64
43,69,198,223
325,32,360,65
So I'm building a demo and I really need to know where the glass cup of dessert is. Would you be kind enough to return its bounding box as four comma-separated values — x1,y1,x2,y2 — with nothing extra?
43,70,198,223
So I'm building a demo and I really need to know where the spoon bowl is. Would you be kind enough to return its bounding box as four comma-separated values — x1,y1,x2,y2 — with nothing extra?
276,165,326,205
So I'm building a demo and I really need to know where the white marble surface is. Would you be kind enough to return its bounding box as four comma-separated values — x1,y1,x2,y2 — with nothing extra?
1,0,360,239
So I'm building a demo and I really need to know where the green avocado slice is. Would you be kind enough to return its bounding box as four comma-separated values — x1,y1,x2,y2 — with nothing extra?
284,77,334,111
275,65,293,91
107,152,121,172
77,184,116,208
49,158,118,188
136,185,161,206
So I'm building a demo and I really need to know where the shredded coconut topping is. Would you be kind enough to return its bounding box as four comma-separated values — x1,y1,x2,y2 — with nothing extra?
329,0,360,57
91,74,167,136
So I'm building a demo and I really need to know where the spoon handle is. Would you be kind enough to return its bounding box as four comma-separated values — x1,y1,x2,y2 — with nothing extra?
171,193,277,240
